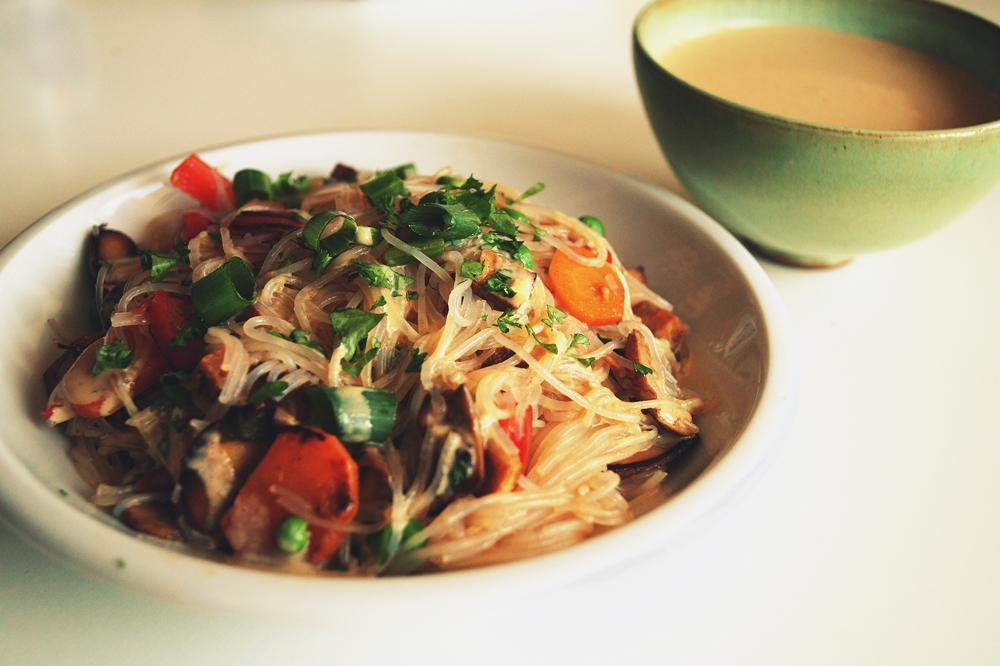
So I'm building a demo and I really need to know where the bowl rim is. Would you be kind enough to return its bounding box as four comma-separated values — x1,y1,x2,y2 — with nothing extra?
0,130,800,619
633,0,1000,139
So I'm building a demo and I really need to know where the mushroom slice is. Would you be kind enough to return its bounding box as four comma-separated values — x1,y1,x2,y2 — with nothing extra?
419,386,485,513
480,435,521,495
120,499,184,542
613,331,699,436
633,302,689,354
224,203,306,244
89,225,138,278
473,249,537,315
178,406,274,534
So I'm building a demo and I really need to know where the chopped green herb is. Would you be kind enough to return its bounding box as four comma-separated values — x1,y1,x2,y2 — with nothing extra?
494,309,523,334
480,233,533,269
486,210,520,238
116,557,127,569
449,453,473,488
355,261,414,296
140,250,180,283
542,305,567,328
171,416,186,433
159,371,191,407
481,269,515,298
58,488,69,497
633,361,653,376
173,242,191,263
529,327,559,355
460,261,484,280
248,380,289,403
405,290,420,302
575,356,596,368
268,328,324,354
167,321,207,350
157,436,170,457
273,171,311,195
360,170,410,214
370,295,387,310
329,308,384,361
341,339,381,377
568,333,590,349
405,348,427,373
93,340,135,374
400,197,481,240
276,516,311,555
515,182,545,202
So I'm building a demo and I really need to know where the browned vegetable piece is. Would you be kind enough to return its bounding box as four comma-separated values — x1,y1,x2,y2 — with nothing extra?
120,500,184,542
178,407,275,534
608,435,699,480
613,331,699,436
355,448,393,525
89,225,138,277
473,249,536,313
330,163,358,182
625,265,648,286
480,346,516,368
198,345,229,390
633,302,689,353
43,332,105,394
418,386,485,512
480,438,521,495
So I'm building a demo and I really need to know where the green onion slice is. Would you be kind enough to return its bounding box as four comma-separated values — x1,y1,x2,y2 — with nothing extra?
383,238,447,266
307,385,398,444
191,257,258,326
233,169,273,207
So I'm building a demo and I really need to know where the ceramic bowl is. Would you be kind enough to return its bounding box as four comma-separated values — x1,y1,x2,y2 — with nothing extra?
0,131,797,619
634,0,1000,267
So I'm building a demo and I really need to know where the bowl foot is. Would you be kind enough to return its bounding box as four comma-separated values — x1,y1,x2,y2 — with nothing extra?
738,237,853,269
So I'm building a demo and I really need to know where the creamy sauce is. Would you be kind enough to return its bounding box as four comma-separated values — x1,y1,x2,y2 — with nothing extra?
658,24,1000,131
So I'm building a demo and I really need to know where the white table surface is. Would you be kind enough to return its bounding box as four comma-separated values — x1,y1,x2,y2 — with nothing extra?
3,1,1000,664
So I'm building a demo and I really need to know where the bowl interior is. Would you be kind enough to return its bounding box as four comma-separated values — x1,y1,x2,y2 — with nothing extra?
636,0,1000,104
0,132,795,617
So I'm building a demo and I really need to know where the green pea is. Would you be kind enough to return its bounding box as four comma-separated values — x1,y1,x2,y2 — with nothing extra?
276,516,311,555
579,215,606,237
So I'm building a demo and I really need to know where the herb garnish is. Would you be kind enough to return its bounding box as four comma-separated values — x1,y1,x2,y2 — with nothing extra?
355,261,414,296
93,340,135,374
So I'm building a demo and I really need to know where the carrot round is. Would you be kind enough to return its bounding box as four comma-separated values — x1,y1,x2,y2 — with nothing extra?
547,248,624,326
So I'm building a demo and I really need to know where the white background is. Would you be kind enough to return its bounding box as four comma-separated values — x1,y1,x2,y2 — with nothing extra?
2,0,999,663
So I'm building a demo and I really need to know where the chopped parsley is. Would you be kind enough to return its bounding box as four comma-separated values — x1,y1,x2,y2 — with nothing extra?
541,305,567,328
93,340,135,374
405,290,420,301
370,295,387,310
341,339,380,377
448,451,473,488
249,381,289,403
481,269,515,298
633,361,653,376
405,348,428,373
140,250,180,283
528,327,558,355
575,356,596,368
460,261,484,280
568,333,590,349
494,309,523,334
159,371,191,407
355,261,414,296
268,328,324,354
329,308,384,362
167,321,207,350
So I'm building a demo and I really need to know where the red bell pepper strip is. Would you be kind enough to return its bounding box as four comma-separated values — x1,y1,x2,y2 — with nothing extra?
500,404,533,469
170,154,234,212
180,209,213,241
145,290,205,371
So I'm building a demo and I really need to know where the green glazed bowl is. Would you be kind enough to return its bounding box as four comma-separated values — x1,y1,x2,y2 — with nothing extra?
634,0,1000,266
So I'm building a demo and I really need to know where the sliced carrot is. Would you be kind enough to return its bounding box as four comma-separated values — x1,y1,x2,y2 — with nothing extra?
220,426,359,566
547,248,624,326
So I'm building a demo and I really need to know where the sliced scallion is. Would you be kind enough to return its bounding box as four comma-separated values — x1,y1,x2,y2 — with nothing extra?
307,385,398,444
233,169,273,207
382,238,447,266
191,257,258,326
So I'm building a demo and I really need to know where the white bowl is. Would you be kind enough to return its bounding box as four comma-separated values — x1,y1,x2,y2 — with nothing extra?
0,131,798,619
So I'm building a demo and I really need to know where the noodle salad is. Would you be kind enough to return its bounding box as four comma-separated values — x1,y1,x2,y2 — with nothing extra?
42,155,704,574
